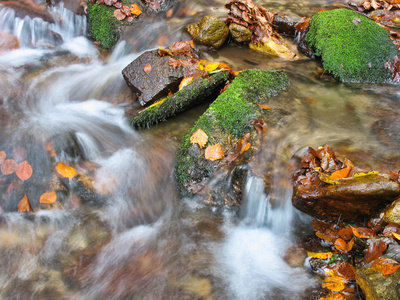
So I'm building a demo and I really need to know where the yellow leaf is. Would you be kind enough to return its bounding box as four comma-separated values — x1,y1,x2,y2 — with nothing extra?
372,257,400,275
179,77,193,90
205,143,224,161
199,60,208,65
307,251,333,259
204,62,220,72
17,194,31,212
130,3,142,15
322,276,347,292
190,129,208,149
195,63,204,71
393,232,400,240
319,172,339,185
55,162,76,179
353,171,379,177
39,191,57,204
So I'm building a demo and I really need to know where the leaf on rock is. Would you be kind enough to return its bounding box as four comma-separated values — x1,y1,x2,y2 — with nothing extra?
295,17,311,32
365,241,388,264
322,276,347,292
39,191,57,204
353,171,379,177
392,232,400,240
1,159,17,175
16,161,33,181
179,77,193,90
334,238,354,252
204,62,220,72
307,251,333,259
55,162,77,179
351,226,376,239
383,223,400,237
168,58,193,68
114,8,126,20
389,171,400,184
0,151,6,164
168,41,193,56
337,228,353,240
143,63,152,73
316,231,337,244
327,262,356,281
330,167,351,180
17,194,32,212
225,133,251,162
205,143,224,161
371,256,400,275
130,3,141,15
253,103,271,110
190,129,208,149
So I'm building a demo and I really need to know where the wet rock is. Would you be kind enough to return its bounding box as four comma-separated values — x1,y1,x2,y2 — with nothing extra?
186,16,229,49
122,50,196,106
229,23,252,43
249,38,298,60
0,32,19,53
130,71,229,128
356,257,400,300
292,174,400,222
372,117,400,150
272,13,302,37
383,197,400,224
0,0,55,23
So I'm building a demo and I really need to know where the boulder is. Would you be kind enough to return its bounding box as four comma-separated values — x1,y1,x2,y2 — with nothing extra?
122,49,197,106
305,8,399,82
186,16,229,49
292,174,400,222
130,71,229,128
228,23,252,43
176,69,289,207
0,0,54,23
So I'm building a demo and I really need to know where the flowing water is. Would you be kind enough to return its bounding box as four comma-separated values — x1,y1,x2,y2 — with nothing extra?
0,0,399,299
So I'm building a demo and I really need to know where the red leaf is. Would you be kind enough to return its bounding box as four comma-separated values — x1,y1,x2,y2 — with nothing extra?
365,241,388,264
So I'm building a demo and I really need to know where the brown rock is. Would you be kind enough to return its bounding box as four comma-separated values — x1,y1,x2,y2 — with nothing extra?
229,23,252,43
272,13,302,37
186,16,229,49
292,174,400,222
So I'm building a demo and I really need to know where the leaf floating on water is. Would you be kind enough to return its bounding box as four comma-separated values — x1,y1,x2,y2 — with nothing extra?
179,77,193,90
371,256,400,275
143,63,152,74
1,159,17,175
0,151,6,164
205,143,224,161
190,129,208,149
55,162,77,179
39,191,57,204
16,161,33,181
307,251,333,259
17,194,31,212
130,3,142,15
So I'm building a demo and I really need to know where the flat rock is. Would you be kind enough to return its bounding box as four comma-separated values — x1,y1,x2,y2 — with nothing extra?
292,174,400,222
122,50,195,106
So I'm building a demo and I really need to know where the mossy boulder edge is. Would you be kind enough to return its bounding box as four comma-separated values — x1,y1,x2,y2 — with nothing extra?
176,69,289,206
306,8,398,83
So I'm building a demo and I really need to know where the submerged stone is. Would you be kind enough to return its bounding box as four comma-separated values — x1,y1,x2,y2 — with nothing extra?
229,23,252,43
305,8,398,82
186,16,229,49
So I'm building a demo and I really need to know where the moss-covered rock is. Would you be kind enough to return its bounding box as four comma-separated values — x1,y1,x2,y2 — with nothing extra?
86,2,121,49
176,69,289,206
186,16,229,49
130,71,229,128
305,8,398,82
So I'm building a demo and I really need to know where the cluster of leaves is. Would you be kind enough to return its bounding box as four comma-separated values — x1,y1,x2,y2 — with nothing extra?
142,0,165,11
308,219,400,299
385,54,400,82
89,0,142,21
352,0,400,12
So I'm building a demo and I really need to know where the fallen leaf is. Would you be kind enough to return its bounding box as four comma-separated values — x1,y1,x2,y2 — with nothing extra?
168,57,193,68
16,161,33,181
130,3,142,15
295,17,311,32
225,133,251,161
393,232,400,240
190,129,208,149
338,228,353,240
168,41,192,56
166,8,173,18
316,231,337,244
334,238,354,252
45,141,56,157
383,223,400,237
1,159,17,175
204,62,220,72
55,162,77,179
327,262,356,281
143,63,152,73
0,151,5,164
353,18,362,25
351,226,376,239
39,191,57,204
253,103,271,110
365,241,388,264
252,119,268,135
322,276,347,292
179,77,193,90
17,194,31,212
353,171,379,177
307,251,333,259
371,256,400,275
205,143,224,161
114,9,126,20
319,292,346,300
121,4,130,15
330,167,351,180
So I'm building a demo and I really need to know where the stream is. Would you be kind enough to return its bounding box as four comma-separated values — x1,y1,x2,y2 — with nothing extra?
0,0,399,299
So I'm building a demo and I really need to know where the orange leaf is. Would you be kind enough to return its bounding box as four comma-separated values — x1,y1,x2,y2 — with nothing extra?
16,160,33,181
179,77,193,90
253,103,271,110
205,143,224,161
1,159,17,175
190,129,208,149
45,141,56,157
371,256,400,275
337,228,353,240
0,151,6,164
39,191,57,204
55,162,77,179
334,238,354,252
330,167,351,180
322,276,347,292
351,226,376,239
316,231,337,244
204,62,220,72
365,241,387,264
327,262,356,281
143,63,152,74
130,3,142,15
307,251,333,259
17,194,32,212
319,292,346,300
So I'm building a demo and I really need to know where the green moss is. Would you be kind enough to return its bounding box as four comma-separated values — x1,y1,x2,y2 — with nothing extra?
87,2,120,49
305,8,398,82
176,69,289,193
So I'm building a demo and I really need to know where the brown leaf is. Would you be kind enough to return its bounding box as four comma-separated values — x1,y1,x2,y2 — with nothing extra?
253,103,271,110
295,17,311,32
143,63,152,74
383,223,400,237
327,262,356,281
316,231,337,244
205,143,224,161
0,151,6,164
389,171,400,183
168,41,192,55
121,4,130,15
168,57,193,68
45,141,56,157
166,8,173,18
16,160,33,181
190,128,208,149
113,1,122,8
365,241,388,264
39,191,57,204
55,162,77,179
17,194,32,212
338,228,353,240
114,9,126,20
252,119,268,135
371,256,400,275
1,159,17,175
130,3,142,15
351,226,376,239
225,133,251,162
